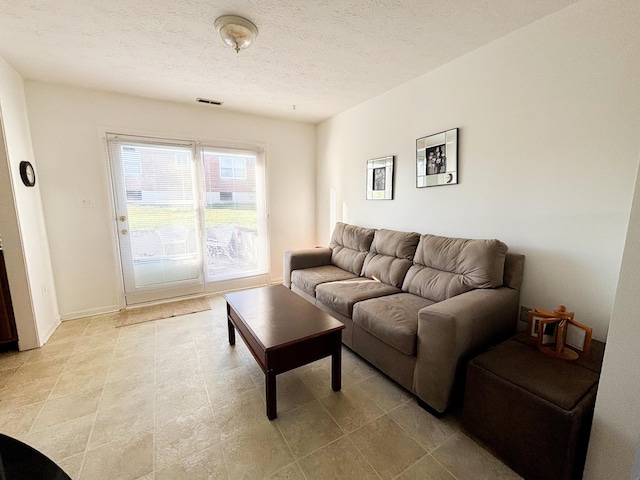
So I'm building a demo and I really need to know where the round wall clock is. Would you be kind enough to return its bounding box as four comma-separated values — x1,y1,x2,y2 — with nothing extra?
19,161,36,187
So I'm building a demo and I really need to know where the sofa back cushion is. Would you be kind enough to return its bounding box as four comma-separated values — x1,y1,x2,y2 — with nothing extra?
362,229,420,288
402,234,508,302
329,222,376,276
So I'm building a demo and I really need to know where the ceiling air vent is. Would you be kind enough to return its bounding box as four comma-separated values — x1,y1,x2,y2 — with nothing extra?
197,98,223,106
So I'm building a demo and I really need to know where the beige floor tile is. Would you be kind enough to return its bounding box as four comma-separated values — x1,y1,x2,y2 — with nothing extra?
320,384,384,433
0,367,17,388
51,362,110,398
389,400,459,452
114,334,156,358
155,342,199,371
222,422,294,480
0,401,44,439
297,359,333,399
432,433,523,480
156,328,195,348
80,432,154,480
155,403,220,470
26,337,82,363
72,331,119,356
197,343,245,374
267,462,306,479
25,413,95,462
0,349,33,370
349,414,425,480
358,373,412,412
297,436,379,480
156,378,210,425
155,444,228,480
31,386,103,432
341,352,379,384
65,345,116,371
107,351,155,383
48,319,89,342
89,395,154,449
100,371,154,411
396,454,457,480
8,357,68,386
276,400,343,458
57,452,85,480
83,314,119,336
134,474,154,480
243,355,267,385
204,365,256,405
212,387,272,440
0,376,58,413
256,371,317,415
156,356,202,386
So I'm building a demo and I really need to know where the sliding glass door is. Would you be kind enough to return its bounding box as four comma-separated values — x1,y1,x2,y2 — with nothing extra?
108,135,268,305
108,136,204,304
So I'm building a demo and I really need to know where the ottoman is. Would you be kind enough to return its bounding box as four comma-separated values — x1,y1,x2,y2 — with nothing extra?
462,333,605,480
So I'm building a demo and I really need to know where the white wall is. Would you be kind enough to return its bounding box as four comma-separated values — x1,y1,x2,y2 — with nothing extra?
0,57,59,349
584,159,640,479
316,0,640,341
25,82,316,319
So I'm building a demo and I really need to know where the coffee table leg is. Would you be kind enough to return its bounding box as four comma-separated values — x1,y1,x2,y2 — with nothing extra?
266,371,277,420
331,332,342,391
227,319,235,345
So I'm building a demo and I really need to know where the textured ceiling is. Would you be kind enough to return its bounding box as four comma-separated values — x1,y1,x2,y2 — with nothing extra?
0,0,578,123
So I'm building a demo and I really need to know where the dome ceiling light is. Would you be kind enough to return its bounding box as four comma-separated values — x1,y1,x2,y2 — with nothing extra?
214,15,258,53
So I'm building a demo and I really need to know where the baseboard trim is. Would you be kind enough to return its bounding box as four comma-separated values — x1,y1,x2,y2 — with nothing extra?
60,305,122,321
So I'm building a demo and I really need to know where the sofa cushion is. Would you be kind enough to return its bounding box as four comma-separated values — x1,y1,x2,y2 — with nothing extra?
353,293,434,355
403,234,508,302
291,265,358,297
329,222,376,276
362,229,420,288
315,278,400,317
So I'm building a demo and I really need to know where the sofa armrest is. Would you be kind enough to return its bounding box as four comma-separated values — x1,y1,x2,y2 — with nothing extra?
283,248,332,288
413,287,519,413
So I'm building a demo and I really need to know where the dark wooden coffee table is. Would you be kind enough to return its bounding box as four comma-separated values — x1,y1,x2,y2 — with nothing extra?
224,285,345,419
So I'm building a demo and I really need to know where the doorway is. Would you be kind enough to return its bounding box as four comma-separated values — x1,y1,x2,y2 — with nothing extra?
107,134,268,305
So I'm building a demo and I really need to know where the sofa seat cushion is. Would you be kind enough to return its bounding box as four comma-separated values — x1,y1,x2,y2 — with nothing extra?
315,278,400,317
291,266,358,297
353,293,434,355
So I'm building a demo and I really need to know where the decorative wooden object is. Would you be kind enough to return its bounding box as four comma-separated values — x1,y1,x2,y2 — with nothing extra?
526,306,592,360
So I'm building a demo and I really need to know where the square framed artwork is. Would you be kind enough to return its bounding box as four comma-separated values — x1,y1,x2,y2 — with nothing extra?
366,156,394,200
416,128,458,187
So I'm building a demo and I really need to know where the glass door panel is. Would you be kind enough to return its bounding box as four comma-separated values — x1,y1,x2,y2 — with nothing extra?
201,148,267,281
109,137,204,304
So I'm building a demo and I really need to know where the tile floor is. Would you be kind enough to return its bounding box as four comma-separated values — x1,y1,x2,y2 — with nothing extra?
0,295,522,480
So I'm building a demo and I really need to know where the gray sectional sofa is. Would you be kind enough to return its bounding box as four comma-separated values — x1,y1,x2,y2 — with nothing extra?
283,222,524,413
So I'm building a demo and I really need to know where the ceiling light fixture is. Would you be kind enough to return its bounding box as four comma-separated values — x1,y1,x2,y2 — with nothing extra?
214,15,258,53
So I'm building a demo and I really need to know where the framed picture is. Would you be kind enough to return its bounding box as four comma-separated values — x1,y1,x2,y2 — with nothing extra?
416,128,458,187
366,156,394,200
563,319,593,355
537,318,561,348
527,309,556,339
